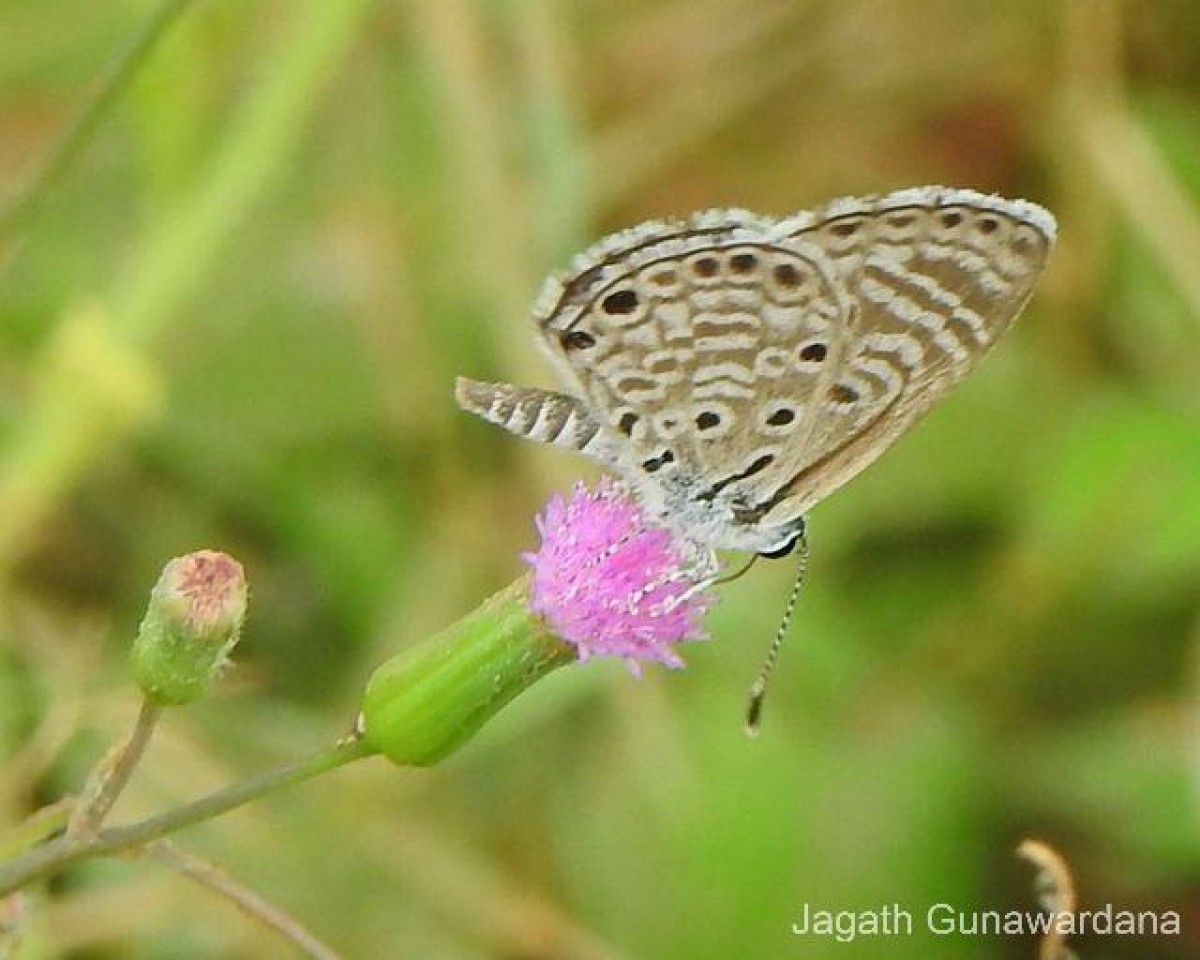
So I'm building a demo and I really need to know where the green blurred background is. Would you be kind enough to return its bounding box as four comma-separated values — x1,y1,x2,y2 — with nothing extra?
2,0,1199,957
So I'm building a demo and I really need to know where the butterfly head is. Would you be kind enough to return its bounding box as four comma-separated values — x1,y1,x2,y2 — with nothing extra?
635,473,810,558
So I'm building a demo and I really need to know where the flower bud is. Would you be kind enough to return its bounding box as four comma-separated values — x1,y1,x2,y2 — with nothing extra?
130,551,248,705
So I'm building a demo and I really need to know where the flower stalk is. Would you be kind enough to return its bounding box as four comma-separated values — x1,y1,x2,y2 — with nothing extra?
68,700,163,837
0,736,373,898
0,480,716,904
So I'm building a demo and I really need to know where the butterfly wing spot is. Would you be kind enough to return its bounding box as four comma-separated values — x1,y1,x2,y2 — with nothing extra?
729,251,758,273
601,289,640,314
617,411,639,436
700,452,778,503
642,450,675,473
772,263,801,288
965,212,1014,254
690,401,736,439
691,255,721,280
1010,224,1041,258
819,216,869,254
643,267,684,297
940,210,964,228
742,453,775,476
765,257,831,307
758,403,801,439
828,383,860,405
651,412,687,439
799,342,827,362
559,329,597,351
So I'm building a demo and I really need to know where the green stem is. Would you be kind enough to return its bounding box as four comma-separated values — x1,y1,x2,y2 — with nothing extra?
0,0,198,260
69,700,163,836
0,735,374,897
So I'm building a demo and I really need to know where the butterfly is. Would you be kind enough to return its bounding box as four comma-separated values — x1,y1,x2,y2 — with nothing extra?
456,186,1056,560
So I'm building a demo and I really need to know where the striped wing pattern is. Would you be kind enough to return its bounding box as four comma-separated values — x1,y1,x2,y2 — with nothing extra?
457,186,1055,553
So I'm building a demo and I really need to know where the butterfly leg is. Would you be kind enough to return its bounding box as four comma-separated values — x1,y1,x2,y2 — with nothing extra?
455,377,622,468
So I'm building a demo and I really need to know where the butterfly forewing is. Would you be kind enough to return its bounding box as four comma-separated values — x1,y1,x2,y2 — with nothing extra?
750,187,1056,522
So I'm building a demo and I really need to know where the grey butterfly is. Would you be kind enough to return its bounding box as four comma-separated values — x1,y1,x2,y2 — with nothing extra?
456,186,1056,560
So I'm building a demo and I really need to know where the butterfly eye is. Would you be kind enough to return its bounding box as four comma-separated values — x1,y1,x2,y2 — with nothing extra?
759,534,800,559
756,517,807,560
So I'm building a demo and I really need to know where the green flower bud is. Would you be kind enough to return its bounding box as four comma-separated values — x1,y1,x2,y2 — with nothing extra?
130,551,248,705
361,578,574,766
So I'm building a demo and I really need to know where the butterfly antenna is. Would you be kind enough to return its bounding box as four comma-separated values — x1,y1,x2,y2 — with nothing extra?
744,532,809,737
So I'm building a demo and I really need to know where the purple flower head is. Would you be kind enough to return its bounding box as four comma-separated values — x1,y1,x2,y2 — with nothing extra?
524,478,716,671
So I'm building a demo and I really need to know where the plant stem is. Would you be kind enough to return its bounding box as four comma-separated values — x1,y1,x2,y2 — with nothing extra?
0,734,374,897
143,840,342,960
70,700,162,836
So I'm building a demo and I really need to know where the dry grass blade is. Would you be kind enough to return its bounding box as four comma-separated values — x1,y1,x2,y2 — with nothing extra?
1017,839,1079,960
140,840,342,960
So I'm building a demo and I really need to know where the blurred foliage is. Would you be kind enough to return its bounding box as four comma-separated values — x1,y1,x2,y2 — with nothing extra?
1,0,1199,957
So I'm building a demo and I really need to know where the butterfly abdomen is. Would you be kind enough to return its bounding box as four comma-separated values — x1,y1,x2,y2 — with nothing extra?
455,377,619,462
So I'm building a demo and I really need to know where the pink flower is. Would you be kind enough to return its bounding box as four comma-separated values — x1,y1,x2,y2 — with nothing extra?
524,479,716,670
